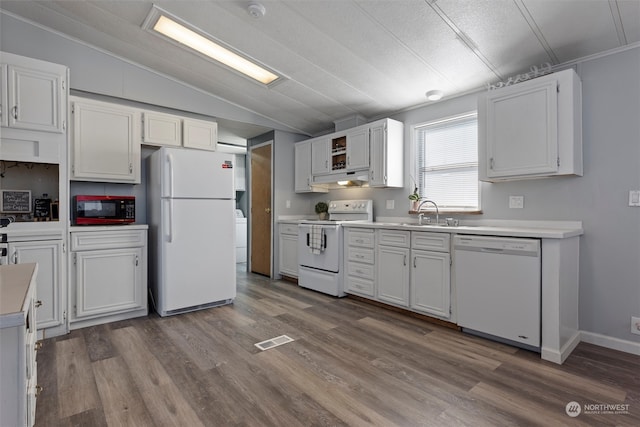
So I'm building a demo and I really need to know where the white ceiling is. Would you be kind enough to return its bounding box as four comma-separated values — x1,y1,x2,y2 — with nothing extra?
1,0,639,137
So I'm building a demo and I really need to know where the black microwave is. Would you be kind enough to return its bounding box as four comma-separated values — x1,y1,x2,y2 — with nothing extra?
73,195,135,225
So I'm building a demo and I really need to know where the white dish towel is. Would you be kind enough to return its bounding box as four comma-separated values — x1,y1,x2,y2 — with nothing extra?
309,225,324,254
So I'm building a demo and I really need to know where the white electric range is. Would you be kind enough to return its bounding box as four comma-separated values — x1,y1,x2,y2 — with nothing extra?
298,200,373,296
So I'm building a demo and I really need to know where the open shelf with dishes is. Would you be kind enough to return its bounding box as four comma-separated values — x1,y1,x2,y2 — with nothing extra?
331,136,347,171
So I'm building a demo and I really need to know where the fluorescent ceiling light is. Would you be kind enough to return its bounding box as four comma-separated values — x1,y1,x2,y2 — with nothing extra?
145,8,280,85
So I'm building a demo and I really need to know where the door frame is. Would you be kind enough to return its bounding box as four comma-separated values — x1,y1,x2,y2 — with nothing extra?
248,140,274,277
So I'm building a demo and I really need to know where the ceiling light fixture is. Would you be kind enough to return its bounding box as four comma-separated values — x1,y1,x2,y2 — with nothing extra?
143,6,280,85
425,90,444,101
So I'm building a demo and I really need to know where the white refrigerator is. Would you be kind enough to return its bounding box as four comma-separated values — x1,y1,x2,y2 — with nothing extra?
148,147,236,317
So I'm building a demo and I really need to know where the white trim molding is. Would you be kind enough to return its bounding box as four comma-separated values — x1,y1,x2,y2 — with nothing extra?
580,331,640,356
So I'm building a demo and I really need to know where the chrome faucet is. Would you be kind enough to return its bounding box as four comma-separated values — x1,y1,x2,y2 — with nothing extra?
417,199,439,225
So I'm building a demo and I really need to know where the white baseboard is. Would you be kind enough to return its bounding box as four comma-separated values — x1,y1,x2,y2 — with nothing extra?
542,331,582,364
580,331,640,356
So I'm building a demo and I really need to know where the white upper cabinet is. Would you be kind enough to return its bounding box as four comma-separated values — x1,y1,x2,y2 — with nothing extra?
295,140,328,193
294,117,403,188
345,127,369,170
142,111,181,147
478,68,582,182
0,53,67,134
71,97,141,184
0,64,7,128
311,138,331,175
183,117,217,151
369,118,404,188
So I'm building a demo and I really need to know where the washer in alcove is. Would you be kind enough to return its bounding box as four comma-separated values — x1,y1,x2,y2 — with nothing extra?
235,209,247,263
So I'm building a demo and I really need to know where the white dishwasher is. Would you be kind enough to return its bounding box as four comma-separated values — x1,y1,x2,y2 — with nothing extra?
454,235,541,350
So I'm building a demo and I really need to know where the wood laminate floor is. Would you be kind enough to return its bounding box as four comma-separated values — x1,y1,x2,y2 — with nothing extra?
35,268,640,426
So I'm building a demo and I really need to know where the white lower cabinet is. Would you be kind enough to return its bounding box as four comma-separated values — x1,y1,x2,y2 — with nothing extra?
410,250,450,318
278,223,299,278
9,239,67,337
345,229,376,297
410,231,451,319
345,227,451,321
0,263,39,427
70,226,148,329
377,245,410,306
376,229,411,307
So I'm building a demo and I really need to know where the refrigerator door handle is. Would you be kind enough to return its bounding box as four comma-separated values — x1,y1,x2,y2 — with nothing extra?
168,199,174,243
167,153,175,198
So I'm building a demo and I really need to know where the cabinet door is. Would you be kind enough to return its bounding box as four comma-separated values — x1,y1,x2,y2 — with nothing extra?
311,138,330,174
483,79,558,178
369,122,386,186
0,64,7,128
142,111,181,146
7,64,65,133
11,240,66,334
74,247,144,318
279,233,299,277
183,118,217,151
294,141,312,192
376,245,410,307
72,99,140,183
346,127,369,170
410,250,450,318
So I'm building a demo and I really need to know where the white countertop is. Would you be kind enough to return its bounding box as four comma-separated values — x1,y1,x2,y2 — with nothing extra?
343,220,583,239
278,216,582,239
0,263,37,328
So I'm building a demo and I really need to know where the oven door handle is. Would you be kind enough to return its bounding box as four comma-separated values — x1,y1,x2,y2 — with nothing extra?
306,232,310,247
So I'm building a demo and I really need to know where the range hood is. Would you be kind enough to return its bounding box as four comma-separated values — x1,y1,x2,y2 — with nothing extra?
312,169,369,187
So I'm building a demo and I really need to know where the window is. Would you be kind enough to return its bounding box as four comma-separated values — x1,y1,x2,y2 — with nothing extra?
414,113,479,211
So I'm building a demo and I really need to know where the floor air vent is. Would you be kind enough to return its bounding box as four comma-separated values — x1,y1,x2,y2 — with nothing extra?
254,335,294,351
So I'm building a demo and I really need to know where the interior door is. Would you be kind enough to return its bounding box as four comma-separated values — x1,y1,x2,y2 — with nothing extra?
250,143,272,276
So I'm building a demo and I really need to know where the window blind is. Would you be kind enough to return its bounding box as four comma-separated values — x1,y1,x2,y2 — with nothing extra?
416,113,479,210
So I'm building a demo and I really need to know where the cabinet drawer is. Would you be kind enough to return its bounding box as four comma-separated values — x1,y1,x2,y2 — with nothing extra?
347,246,374,264
346,229,375,247
411,232,450,252
378,229,410,247
279,223,299,235
347,261,375,280
71,229,147,251
346,276,375,297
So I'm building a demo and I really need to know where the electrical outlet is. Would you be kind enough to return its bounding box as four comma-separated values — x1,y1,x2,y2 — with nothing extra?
509,195,524,209
629,191,640,207
386,200,395,209
632,317,640,335
286,200,291,208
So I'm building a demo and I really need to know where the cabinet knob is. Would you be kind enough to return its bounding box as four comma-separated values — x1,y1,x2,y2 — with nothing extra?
35,300,43,308
35,385,43,397
12,105,18,120
265,208,271,214
35,341,44,351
